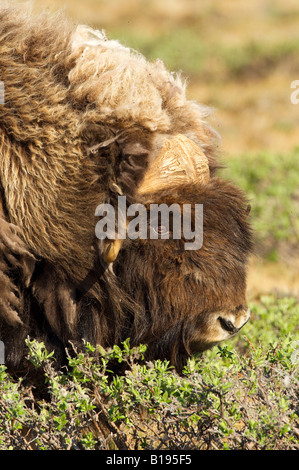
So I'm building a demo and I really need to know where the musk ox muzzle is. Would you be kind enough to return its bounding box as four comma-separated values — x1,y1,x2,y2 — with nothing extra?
189,307,251,354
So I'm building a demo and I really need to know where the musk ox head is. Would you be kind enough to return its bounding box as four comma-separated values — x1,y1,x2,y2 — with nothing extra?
96,134,252,369
0,6,252,372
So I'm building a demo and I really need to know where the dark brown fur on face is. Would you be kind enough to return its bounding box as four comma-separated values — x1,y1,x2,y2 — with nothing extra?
113,179,252,370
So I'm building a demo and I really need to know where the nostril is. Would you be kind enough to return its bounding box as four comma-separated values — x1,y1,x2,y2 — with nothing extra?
218,317,237,333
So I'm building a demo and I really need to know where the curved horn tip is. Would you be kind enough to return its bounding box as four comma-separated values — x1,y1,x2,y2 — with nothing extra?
137,134,210,194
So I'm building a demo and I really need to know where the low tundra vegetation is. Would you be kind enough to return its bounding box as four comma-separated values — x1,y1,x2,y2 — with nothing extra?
0,295,298,450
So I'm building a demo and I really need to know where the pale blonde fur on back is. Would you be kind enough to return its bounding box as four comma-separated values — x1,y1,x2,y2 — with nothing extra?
69,25,183,132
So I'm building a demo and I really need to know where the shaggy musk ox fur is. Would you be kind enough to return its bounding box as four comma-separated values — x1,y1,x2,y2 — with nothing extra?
0,5,252,371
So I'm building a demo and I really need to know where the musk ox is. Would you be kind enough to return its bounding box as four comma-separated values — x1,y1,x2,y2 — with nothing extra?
0,5,252,371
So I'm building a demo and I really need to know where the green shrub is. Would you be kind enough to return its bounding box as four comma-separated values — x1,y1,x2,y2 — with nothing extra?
0,296,298,450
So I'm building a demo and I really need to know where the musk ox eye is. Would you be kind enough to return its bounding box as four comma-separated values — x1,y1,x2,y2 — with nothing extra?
153,225,169,236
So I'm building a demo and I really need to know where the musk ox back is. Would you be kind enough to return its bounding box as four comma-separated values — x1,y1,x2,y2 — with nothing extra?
0,5,252,371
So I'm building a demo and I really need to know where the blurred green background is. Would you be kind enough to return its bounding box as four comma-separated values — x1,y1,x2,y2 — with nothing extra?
19,0,299,299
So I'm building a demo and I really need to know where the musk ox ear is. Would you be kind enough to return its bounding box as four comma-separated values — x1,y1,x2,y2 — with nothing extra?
137,134,210,195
